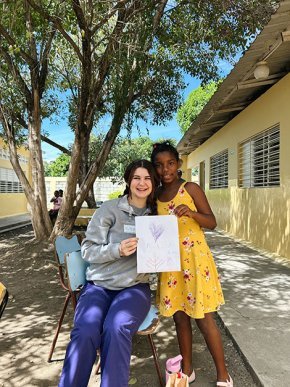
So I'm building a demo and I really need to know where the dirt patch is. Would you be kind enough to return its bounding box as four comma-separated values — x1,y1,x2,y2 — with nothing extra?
0,226,258,386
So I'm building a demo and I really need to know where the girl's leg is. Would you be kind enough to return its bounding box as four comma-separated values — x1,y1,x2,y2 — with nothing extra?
173,311,193,376
195,313,229,381
100,283,151,387
59,283,112,387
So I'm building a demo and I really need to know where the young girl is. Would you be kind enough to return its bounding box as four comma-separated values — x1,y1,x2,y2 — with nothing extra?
151,142,233,387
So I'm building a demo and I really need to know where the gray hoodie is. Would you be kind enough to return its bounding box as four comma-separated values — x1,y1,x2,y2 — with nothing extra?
81,195,150,290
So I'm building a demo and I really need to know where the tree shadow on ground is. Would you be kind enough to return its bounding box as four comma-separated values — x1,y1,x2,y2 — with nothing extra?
0,227,258,386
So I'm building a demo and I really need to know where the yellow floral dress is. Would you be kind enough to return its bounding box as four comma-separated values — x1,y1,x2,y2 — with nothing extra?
157,182,224,319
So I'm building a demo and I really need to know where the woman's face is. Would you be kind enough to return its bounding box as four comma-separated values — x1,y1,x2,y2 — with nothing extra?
129,167,153,201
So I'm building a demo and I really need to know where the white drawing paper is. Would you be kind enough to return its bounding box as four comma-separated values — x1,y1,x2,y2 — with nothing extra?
135,215,181,273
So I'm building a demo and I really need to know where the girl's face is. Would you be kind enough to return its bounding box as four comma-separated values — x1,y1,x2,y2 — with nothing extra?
153,151,180,184
129,167,153,201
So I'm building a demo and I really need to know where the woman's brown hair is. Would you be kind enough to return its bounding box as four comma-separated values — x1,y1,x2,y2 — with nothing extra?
123,159,159,215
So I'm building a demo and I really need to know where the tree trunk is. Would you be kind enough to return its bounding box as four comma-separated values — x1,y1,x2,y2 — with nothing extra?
27,88,52,239
51,128,86,238
50,206,78,237
85,188,96,208
79,130,96,208
1,102,52,241
30,198,52,240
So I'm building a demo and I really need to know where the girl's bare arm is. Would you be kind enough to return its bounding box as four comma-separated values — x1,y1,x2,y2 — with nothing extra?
174,182,217,229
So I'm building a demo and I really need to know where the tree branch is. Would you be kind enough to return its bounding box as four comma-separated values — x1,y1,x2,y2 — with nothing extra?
91,5,127,111
26,0,84,63
0,103,34,201
0,23,35,67
41,135,71,155
0,45,32,105
91,0,131,36
5,109,71,155
71,0,87,32
24,0,38,63
39,28,57,97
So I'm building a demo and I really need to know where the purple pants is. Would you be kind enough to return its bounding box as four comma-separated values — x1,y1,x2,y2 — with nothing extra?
58,282,151,387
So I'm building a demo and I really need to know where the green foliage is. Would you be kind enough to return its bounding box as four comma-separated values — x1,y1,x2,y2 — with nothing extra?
0,0,61,137
0,0,277,144
89,134,175,183
44,153,70,176
0,0,279,239
44,135,175,181
108,190,123,200
177,82,220,134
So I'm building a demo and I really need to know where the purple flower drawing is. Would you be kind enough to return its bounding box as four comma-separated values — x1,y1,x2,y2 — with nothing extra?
149,222,165,243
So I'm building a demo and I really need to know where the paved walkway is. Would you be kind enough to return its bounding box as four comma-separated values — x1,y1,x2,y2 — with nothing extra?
0,213,31,234
1,216,290,386
206,230,290,387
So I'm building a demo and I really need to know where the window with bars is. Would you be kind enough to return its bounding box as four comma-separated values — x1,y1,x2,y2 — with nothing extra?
238,125,280,188
0,167,24,193
209,149,228,189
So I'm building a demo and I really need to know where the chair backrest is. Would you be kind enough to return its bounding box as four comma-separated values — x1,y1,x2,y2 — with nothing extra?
64,250,89,292
137,305,159,334
54,235,81,265
0,282,8,319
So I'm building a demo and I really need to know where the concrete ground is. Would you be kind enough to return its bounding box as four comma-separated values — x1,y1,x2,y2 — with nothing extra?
206,231,290,387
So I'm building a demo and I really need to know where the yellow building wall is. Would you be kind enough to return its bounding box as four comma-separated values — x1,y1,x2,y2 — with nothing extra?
0,138,30,218
185,73,290,260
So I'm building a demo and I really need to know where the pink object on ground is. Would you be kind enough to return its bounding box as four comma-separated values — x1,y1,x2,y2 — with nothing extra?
165,354,183,382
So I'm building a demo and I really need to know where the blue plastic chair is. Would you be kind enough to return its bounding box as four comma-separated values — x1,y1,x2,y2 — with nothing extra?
47,235,81,362
64,250,163,386
64,250,89,294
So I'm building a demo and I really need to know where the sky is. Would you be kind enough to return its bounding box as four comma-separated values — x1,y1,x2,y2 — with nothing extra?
41,74,200,162
41,67,232,162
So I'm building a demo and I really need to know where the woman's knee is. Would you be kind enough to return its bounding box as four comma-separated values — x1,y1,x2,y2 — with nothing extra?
103,313,139,344
71,323,101,348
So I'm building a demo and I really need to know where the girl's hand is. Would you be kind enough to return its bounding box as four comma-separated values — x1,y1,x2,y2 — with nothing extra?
119,237,138,256
174,204,196,218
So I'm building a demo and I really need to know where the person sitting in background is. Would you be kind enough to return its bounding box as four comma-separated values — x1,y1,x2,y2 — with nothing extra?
58,189,63,207
49,190,61,221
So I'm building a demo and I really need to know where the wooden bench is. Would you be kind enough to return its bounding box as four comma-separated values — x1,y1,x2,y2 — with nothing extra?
74,208,96,226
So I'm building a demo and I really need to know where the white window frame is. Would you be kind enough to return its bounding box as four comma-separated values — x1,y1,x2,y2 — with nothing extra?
209,149,228,189
238,125,280,188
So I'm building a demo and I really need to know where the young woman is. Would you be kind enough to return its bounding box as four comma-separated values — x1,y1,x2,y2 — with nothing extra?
59,159,159,387
151,142,233,387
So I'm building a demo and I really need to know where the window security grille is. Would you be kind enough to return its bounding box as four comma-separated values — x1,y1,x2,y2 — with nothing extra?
0,167,24,193
209,149,228,189
238,125,280,188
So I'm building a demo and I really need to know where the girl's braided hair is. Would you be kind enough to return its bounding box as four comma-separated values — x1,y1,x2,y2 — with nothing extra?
150,141,179,164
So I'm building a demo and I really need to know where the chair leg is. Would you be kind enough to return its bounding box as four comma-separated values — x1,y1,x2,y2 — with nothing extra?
95,352,101,375
71,291,78,310
147,334,163,387
48,293,71,362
